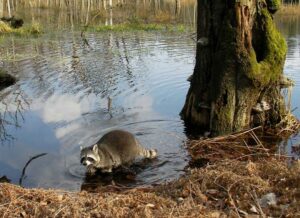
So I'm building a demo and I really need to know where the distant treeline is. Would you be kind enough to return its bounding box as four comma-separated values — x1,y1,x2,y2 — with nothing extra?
0,0,299,13
0,0,122,19
0,0,298,21
283,0,300,4
1,0,110,11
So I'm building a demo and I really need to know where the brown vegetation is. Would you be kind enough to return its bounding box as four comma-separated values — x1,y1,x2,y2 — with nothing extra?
1,126,300,217
0,21,42,35
1,159,299,217
278,4,300,15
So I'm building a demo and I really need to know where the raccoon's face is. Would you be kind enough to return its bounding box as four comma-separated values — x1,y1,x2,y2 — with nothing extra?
80,144,99,168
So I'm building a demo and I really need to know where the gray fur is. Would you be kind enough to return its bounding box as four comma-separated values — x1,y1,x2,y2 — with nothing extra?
80,130,157,174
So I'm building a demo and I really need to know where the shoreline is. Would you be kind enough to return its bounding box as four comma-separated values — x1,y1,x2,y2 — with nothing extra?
1,129,299,217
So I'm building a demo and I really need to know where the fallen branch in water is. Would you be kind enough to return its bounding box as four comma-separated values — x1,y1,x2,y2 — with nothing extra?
19,153,47,186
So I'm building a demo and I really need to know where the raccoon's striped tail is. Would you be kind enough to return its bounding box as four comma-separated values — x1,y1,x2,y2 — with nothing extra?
141,148,157,159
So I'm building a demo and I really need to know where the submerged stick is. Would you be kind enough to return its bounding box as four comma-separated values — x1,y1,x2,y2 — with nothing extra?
19,153,47,186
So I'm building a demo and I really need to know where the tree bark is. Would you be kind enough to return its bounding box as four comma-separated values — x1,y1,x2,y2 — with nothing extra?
181,0,287,136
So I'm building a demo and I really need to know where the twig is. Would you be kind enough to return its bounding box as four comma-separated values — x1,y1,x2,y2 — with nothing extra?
250,131,269,156
249,189,266,217
168,205,175,218
228,191,242,218
19,153,47,186
234,153,292,160
54,205,68,217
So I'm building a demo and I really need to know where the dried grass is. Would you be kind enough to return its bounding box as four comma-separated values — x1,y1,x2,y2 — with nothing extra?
1,159,299,217
158,158,300,217
188,127,276,163
0,182,223,217
278,4,300,15
189,119,300,164
0,21,13,33
0,21,42,35
1,126,300,217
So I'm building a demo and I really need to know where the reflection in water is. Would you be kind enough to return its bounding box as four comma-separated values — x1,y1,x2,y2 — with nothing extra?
0,12,299,190
0,87,29,142
275,15,300,158
1,0,197,29
81,158,160,191
0,31,194,190
19,152,47,186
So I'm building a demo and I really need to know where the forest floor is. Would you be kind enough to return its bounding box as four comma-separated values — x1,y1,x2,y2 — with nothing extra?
1,127,300,217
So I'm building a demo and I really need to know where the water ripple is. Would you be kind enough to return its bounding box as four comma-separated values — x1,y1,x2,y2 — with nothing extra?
0,31,194,190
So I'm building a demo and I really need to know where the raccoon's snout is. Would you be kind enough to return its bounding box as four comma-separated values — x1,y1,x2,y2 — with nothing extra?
80,158,88,166
82,160,93,167
81,157,96,167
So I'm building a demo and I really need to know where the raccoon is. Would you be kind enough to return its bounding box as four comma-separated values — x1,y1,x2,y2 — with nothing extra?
80,130,157,175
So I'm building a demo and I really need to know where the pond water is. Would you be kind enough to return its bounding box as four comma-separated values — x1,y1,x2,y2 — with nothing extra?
275,15,300,157
0,30,195,190
0,9,300,190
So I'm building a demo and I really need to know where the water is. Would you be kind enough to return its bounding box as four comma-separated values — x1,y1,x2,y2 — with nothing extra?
0,31,195,190
275,15,300,157
0,10,300,190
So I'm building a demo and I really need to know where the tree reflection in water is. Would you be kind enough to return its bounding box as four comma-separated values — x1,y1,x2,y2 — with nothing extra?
0,87,29,142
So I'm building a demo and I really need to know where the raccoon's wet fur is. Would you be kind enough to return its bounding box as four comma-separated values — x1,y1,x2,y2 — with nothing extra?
80,130,157,174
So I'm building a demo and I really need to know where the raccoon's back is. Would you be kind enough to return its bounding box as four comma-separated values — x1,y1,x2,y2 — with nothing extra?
97,130,141,163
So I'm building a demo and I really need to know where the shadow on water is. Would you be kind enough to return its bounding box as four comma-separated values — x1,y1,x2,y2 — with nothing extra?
80,158,164,192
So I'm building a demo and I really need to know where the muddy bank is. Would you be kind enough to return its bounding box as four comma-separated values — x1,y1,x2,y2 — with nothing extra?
1,142,299,217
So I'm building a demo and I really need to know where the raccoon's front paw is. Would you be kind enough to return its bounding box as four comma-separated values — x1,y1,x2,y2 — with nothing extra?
101,167,112,173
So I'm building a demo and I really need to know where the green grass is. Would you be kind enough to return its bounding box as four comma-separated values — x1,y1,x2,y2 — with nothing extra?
0,21,43,36
88,23,190,33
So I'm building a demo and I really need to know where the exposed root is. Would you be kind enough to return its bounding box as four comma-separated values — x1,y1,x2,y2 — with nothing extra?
274,113,300,136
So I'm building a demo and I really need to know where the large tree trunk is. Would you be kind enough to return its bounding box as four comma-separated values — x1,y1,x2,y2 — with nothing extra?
181,0,287,136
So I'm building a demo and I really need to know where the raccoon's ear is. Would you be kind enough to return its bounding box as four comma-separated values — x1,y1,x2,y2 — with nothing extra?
93,144,98,153
80,146,83,150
